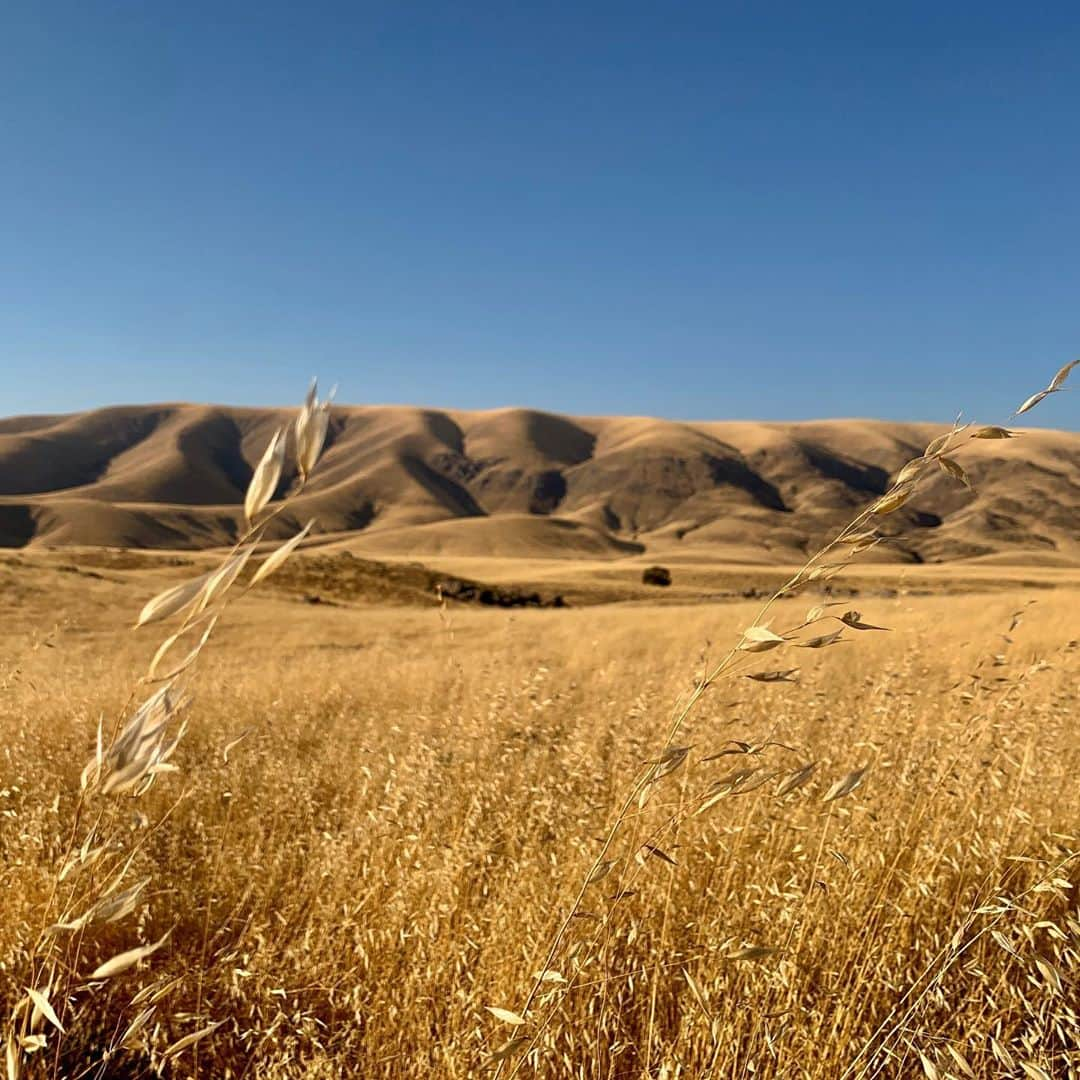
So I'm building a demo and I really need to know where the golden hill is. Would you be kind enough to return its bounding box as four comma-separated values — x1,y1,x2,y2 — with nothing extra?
1,403,1077,565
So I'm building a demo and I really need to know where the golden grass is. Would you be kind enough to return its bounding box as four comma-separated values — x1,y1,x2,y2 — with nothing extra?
1,574,1077,1077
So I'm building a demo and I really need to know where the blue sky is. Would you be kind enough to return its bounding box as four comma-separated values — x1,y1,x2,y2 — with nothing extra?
1,1,1077,425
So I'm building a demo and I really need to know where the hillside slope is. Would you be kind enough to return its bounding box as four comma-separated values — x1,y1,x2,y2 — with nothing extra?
1,404,1077,564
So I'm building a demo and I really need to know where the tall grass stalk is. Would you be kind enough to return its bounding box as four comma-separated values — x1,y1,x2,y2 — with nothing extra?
495,359,1079,1076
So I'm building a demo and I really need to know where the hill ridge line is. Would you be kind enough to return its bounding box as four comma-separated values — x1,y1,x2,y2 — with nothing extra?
1,403,1077,565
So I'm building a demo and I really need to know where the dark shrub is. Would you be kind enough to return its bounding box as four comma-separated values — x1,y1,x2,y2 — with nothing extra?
642,565,672,587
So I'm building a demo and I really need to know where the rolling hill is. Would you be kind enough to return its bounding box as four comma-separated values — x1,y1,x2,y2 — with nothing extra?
1,403,1078,565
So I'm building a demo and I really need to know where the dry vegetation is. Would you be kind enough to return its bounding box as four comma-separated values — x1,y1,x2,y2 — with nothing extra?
1,372,1078,1078
2,577,1078,1078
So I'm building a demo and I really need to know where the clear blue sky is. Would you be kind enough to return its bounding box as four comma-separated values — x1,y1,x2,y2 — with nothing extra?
1,1,1078,425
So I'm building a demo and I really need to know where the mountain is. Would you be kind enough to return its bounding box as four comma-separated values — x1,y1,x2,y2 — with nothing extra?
1,403,1077,565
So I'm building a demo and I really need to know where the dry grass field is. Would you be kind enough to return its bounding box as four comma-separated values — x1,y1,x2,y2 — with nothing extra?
2,546,1078,1078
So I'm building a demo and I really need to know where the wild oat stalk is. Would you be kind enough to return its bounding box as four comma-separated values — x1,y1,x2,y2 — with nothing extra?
491,358,1078,1076
4,381,333,1079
